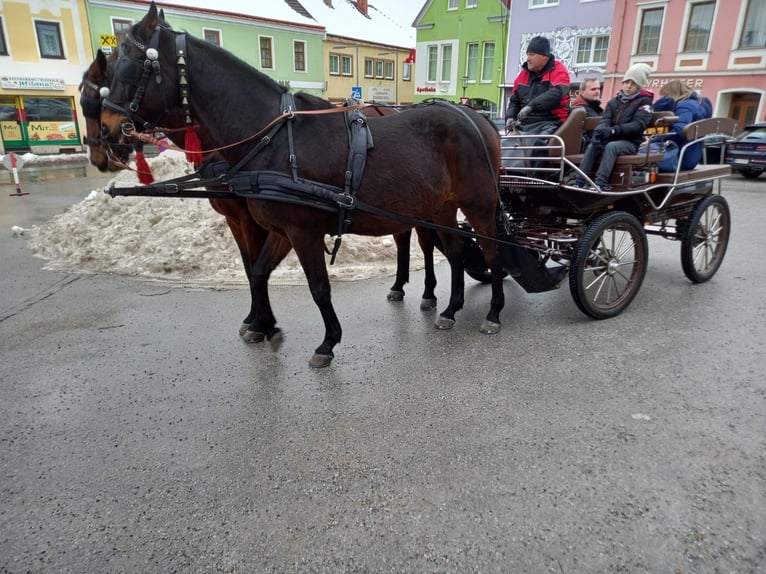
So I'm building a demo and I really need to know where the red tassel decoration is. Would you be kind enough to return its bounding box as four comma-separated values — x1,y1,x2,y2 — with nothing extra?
184,125,204,165
135,150,154,184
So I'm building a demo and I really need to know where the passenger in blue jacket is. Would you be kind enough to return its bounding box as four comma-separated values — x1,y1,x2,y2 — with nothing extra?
652,80,713,171
575,63,654,190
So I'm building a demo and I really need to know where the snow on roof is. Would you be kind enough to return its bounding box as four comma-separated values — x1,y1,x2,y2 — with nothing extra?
173,0,417,48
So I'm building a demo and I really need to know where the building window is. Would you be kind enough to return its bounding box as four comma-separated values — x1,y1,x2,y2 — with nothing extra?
294,40,306,72
203,29,221,46
466,0,477,7
440,44,452,82
466,42,479,82
427,45,438,82
364,58,373,78
259,37,274,69
530,0,558,7
329,54,340,75
403,62,411,81
481,42,495,83
637,6,664,55
340,54,352,76
35,21,64,59
684,1,715,52
112,19,132,48
448,0,458,10
384,60,394,79
739,0,766,48
375,59,384,79
575,35,609,65
0,18,8,55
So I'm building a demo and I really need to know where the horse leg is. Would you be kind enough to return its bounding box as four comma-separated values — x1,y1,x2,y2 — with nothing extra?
466,213,505,335
387,229,411,302
433,224,466,330
415,226,438,310
249,232,292,351
290,235,342,368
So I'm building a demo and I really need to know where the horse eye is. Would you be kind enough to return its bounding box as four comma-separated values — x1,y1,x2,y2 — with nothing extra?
99,87,110,99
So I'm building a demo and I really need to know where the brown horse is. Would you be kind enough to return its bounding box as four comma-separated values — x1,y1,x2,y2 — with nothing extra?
100,2,504,367
82,56,439,340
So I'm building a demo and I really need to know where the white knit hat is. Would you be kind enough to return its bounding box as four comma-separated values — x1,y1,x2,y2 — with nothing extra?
623,63,651,88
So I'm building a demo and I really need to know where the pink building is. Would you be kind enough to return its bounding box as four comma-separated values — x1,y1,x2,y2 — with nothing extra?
603,0,766,127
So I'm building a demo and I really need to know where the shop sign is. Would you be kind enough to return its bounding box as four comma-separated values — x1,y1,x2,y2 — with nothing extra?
1,121,23,140
28,121,78,142
1,76,66,91
646,78,704,89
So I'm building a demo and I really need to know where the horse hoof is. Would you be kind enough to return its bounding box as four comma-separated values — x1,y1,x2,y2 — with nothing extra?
387,290,404,302
267,329,284,351
480,320,501,334
435,316,455,330
242,329,265,343
238,323,249,336
420,297,437,311
309,353,333,368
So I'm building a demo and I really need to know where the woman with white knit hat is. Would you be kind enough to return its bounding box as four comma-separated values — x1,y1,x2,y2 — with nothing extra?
575,63,654,190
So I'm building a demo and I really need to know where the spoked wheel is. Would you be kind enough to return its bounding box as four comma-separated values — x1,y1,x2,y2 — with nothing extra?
569,211,648,319
680,194,730,283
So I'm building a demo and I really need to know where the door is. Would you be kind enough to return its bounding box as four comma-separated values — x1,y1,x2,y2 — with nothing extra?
729,93,760,131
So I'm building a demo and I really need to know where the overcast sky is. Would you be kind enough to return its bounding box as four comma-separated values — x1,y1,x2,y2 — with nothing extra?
170,0,423,47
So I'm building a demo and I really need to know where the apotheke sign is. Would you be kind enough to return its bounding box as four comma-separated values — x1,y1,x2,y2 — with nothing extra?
1,76,66,90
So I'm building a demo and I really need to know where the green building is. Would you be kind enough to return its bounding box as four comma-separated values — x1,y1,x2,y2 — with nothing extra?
412,0,510,118
85,0,327,96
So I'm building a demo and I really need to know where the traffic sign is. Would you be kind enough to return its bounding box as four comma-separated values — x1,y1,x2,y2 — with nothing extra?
351,86,362,101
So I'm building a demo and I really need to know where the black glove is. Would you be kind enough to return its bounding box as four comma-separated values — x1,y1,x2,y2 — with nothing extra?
517,105,533,121
593,125,613,140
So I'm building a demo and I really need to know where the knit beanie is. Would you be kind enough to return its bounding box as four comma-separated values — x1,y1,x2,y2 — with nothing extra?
526,36,551,57
623,63,651,88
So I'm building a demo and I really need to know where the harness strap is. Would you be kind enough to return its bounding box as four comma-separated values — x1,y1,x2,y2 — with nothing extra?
329,107,373,263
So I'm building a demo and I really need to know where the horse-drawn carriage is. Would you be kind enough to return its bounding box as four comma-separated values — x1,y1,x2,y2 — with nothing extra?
88,2,738,366
494,107,737,318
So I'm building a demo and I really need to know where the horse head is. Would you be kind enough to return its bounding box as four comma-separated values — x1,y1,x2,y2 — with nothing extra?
100,1,179,165
80,49,124,171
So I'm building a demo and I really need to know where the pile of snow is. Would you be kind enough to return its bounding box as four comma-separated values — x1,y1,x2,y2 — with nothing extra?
24,151,438,285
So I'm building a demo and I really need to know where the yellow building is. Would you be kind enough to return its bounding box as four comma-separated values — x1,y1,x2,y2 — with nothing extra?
0,0,93,154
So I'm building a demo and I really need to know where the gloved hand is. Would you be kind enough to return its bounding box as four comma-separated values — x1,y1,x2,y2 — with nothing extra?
505,119,516,132
593,124,614,140
517,105,533,121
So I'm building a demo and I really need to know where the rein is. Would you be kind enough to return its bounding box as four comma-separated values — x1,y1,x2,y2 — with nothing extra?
125,103,367,159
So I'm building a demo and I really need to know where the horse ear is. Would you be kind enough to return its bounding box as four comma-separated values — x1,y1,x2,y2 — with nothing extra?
141,1,159,37
96,49,107,71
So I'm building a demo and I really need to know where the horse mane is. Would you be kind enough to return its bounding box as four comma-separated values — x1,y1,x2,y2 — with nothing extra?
182,32,334,112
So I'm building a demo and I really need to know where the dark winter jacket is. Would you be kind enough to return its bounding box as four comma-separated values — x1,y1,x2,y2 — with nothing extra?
506,56,570,126
597,89,655,145
572,94,603,117
653,92,713,169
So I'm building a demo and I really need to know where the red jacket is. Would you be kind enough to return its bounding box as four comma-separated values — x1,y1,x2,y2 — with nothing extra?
507,56,571,124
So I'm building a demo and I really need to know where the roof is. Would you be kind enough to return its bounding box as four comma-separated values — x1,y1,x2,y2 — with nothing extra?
170,0,418,48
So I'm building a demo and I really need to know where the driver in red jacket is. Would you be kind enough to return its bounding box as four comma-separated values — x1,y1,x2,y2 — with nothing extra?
506,35,571,135
503,36,571,170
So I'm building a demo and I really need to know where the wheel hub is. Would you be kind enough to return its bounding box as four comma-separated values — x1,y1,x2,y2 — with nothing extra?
607,257,620,276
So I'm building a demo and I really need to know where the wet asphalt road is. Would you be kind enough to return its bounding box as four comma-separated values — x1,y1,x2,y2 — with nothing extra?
1,163,765,573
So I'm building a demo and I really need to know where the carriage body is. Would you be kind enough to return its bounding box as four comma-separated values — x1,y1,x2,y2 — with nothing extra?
493,113,738,318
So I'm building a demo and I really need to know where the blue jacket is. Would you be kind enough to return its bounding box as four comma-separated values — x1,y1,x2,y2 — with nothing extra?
653,92,712,169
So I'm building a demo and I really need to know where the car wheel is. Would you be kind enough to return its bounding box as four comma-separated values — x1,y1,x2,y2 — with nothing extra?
742,170,762,179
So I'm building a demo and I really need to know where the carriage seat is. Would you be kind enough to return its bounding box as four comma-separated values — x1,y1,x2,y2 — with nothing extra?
548,107,586,159
613,112,679,169
652,117,738,183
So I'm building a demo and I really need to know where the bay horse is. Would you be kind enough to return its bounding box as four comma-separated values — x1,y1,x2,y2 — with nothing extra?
82,52,439,343
100,2,504,367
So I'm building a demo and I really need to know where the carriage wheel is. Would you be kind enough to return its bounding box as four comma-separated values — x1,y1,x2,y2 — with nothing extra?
680,194,730,283
569,211,648,319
